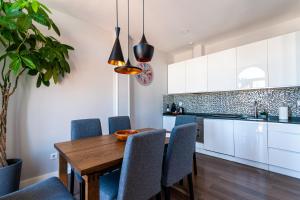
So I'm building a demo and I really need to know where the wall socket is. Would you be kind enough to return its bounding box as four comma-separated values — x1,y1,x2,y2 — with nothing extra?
50,152,58,160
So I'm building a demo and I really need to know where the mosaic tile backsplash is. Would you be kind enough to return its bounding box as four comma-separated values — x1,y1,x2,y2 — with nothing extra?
163,87,300,117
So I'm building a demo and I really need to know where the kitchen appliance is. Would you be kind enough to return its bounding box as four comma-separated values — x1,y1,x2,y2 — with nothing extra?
279,106,288,120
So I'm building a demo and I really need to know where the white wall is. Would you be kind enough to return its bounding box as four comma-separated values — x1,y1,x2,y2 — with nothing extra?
130,50,168,129
7,9,119,180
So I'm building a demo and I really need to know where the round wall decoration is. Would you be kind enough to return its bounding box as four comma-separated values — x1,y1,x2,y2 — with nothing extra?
135,63,153,86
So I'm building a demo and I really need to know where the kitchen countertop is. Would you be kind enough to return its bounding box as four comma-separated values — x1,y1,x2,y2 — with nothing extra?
163,112,300,124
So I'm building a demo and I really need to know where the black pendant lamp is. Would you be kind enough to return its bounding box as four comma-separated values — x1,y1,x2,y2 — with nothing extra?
108,0,125,66
114,0,142,75
133,0,154,62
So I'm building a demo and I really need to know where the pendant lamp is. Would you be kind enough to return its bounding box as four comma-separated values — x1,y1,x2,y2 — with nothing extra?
133,0,154,62
114,0,142,75
108,0,125,66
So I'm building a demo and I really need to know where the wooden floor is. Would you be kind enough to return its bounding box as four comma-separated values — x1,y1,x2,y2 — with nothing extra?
74,153,300,200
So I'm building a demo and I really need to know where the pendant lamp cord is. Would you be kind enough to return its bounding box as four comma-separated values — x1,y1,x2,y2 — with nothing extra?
127,0,130,57
116,0,119,27
143,0,144,34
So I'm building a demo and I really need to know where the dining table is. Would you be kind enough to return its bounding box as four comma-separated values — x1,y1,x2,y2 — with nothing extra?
54,128,169,200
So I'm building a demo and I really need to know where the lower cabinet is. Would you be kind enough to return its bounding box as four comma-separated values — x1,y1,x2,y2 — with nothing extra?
163,116,175,132
268,123,300,172
204,119,234,156
234,121,268,164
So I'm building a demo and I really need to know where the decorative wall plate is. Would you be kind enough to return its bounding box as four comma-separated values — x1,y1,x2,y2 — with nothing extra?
135,63,153,86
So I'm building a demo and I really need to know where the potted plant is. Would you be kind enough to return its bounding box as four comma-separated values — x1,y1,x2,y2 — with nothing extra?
0,0,73,196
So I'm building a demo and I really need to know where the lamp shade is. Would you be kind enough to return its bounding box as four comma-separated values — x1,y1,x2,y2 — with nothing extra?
114,59,142,75
133,34,154,62
108,27,125,66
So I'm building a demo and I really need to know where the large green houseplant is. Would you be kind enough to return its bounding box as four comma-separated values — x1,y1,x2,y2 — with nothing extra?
0,0,73,168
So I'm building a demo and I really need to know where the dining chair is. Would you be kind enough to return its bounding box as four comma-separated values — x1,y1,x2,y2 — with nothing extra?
162,123,197,200
175,115,198,176
70,118,102,200
100,129,166,200
108,116,131,134
0,177,74,200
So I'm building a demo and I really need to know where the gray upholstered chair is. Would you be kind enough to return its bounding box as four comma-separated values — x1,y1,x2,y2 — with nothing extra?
108,116,131,134
175,115,198,175
100,129,166,200
0,177,74,200
70,118,102,200
162,123,197,200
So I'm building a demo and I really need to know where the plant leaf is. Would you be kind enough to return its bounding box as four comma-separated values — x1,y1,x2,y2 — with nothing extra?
50,20,60,36
44,68,52,81
31,0,40,13
17,15,32,31
0,16,17,30
21,56,36,69
9,57,21,75
36,75,42,87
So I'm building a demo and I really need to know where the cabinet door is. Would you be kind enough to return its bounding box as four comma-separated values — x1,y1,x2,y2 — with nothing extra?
237,40,268,89
204,119,234,156
207,48,237,91
234,121,268,164
168,62,186,94
163,116,176,132
186,56,208,93
268,32,300,88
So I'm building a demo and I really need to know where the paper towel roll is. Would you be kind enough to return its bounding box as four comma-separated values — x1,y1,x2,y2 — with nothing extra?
279,107,288,120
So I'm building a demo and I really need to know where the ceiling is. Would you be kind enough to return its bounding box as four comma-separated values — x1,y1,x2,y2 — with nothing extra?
41,0,300,52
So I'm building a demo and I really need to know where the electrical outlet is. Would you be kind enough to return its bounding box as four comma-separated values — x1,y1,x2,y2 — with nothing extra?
50,152,58,160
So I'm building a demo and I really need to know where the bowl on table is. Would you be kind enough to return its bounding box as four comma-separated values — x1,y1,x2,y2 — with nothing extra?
114,130,139,141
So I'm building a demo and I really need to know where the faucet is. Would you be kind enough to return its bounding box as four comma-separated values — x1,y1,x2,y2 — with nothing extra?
254,101,258,118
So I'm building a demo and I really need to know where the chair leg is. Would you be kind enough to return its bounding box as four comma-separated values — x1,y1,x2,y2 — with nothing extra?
164,186,171,200
70,169,74,195
155,192,161,200
80,181,85,200
193,152,197,175
187,173,194,200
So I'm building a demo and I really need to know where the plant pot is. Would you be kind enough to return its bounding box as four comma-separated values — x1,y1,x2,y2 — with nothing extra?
0,159,22,197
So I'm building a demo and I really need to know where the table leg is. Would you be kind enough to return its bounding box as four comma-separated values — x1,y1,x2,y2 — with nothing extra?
59,154,68,187
83,174,99,200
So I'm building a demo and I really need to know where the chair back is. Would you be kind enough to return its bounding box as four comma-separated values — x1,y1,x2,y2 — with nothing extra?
117,130,166,200
162,123,197,187
175,115,197,126
71,118,102,140
108,116,131,134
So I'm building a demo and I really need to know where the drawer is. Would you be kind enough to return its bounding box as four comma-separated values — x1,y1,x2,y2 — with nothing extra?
269,148,300,172
268,123,300,134
268,123,300,153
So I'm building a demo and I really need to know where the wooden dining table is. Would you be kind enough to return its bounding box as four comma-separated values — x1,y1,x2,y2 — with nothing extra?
54,128,169,200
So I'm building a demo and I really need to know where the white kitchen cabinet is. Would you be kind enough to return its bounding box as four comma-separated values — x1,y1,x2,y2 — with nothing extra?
207,48,237,91
268,123,300,171
234,121,268,164
237,40,268,89
163,116,176,132
204,119,234,156
168,62,186,94
186,56,208,93
268,123,300,153
268,32,300,88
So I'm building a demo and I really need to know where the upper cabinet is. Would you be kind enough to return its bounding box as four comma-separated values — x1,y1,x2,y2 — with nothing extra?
237,40,268,90
167,31,300,94
186,56,208,93
168,62,186,94
268,32,300,88
207,48,237,91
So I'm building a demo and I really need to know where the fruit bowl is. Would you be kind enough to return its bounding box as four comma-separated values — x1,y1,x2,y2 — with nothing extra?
114,130,139,141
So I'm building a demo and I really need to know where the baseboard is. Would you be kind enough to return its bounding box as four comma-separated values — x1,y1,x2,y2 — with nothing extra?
20,171,58,188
